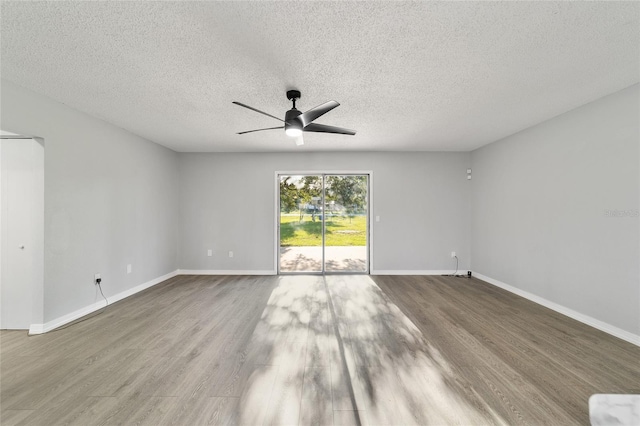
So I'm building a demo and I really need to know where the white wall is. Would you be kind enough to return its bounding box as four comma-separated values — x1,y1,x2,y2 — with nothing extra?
0,79,179,323
471,84,639,337
178,152,471,273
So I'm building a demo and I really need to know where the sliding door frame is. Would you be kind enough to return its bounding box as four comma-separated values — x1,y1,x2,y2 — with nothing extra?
275,170,373,275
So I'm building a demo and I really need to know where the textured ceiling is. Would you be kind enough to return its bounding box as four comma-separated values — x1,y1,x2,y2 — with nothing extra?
1,1,638,152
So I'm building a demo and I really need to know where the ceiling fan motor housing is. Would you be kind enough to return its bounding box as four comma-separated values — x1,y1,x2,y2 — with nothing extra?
285,107,302,132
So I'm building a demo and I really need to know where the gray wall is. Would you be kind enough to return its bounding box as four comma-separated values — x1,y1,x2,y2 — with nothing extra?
471,84,639,335
178,152,471,272
1,79,179,322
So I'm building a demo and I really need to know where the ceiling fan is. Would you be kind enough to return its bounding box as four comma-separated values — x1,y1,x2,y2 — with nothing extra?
233,90,356,146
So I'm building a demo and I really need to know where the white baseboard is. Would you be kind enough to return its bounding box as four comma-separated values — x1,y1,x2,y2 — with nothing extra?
473,272,640,347
178,269,277,275
371,270,466,275
29,270,179,335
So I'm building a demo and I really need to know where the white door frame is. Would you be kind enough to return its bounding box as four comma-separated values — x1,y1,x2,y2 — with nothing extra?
274,170,374,274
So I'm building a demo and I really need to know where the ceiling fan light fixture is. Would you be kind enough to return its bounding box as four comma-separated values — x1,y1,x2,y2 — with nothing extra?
285,127,302,137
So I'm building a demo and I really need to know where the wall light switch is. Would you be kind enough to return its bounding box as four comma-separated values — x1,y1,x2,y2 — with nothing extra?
467,175,472,180
375,215,380,222
229,251,234,258
127,264,132,274
467,169,472,174
207,249,212,257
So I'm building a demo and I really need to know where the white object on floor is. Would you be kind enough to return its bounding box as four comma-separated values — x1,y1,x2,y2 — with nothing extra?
589,394,640,426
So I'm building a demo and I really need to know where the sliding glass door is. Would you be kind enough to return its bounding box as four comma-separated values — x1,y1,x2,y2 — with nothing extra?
323,175,368,272
278,174,369,274
278,175,323,273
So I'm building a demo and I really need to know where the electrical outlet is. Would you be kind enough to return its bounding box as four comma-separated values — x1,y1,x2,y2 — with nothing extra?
207,249,212,257
127,264,132,274
228,251,234,258
94,273,101,285
451,251,456,258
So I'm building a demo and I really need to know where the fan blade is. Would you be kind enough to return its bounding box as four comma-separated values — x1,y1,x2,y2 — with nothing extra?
298,100,340,127
232,102,284,122
295,135,304,146
303,123,356,135
237,126,283,135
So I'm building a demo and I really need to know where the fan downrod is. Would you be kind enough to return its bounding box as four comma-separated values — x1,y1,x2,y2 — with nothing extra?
287,90,301,109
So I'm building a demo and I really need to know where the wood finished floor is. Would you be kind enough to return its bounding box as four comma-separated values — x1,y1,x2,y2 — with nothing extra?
1,275,639,425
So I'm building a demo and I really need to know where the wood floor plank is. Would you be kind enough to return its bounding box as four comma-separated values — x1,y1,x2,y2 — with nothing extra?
263,341,307,426
236,364,279,425
300,367,333,426
161,395,240,426
1,274,638,425
206,348,252,398
0,409,35,426
98,395,175,425
19,396,120,426
332,409,367,426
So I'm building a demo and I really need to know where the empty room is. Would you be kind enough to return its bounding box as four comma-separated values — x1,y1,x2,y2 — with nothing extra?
0,1,638,425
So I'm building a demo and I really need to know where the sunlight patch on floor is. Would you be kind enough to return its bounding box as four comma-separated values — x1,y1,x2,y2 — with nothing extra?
237,275,508,425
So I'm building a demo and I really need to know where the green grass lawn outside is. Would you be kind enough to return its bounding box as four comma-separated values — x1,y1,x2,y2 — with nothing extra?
279,214,367,246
